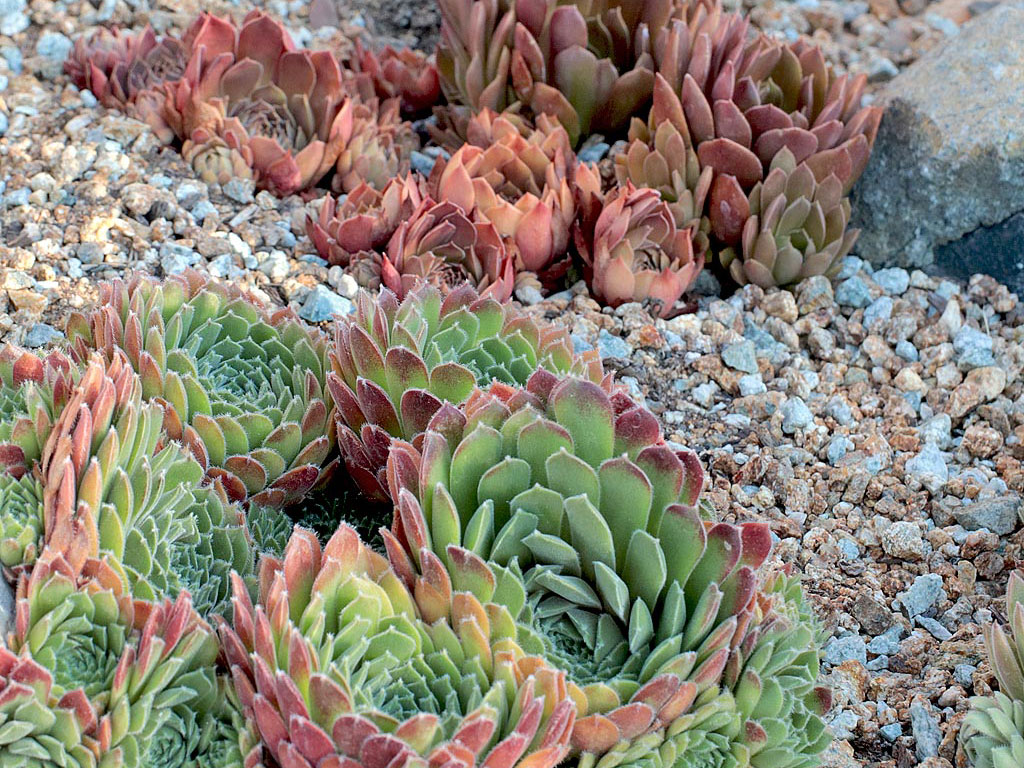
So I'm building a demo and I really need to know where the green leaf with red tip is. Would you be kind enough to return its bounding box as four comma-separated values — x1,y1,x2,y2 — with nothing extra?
548,378,614,468
657,505,706,596
684,524,742,609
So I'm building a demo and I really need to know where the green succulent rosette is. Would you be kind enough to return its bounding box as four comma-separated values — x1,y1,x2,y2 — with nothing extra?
66,270,336,508
328,281,607,501
0,646,100,767
220,524,577,768
382,372,812,766
9,555,253,767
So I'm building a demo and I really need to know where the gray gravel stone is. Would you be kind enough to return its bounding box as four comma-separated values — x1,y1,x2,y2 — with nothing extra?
738,374,766,396
827,435,854,465
916,616,953,641
919,414,952,448
835,276,872,308
597,329,631,359
223,178,255,204
880,723,903,742
825,634,868,666
899,573,947,617
953,325,995,369
953,495,1022,535
298,285,353,322
906,443,949,493
872,267,911,295
23,322,63,348
721,340,758,374
868,626,903,655
910,698,942,761
863,296,893,329
781,397,814,433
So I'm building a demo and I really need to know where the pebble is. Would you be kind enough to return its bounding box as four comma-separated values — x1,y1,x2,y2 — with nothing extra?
868,626,903,655
835,276,873,308
916,616,953,641
880,723,902,742
863,296,893,329
871,267,910,294
898,573,946,617
881,521,926,560
953,494,1021,536
909,698,942,761
738,374,766,396
298,285,353,322
34,31,72,62
23,323,62,348
597,329,631,359
828,435,854,465
918,413,952,448
825,634,868,666
223,178,255,204
905,443,948,493
781,397,814,433
952,325,995,369
721,340,758,374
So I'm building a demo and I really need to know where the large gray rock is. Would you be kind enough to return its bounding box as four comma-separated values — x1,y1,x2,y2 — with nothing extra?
850,2,1024,292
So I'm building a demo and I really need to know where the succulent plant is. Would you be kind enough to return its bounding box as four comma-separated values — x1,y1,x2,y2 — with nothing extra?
574,164,703,318
64,25,187,112
307,174,425,268
725,568,832,767
507,0,657,146
220,524,577,768
327,282,607,500
384,374,825,763
355,41,442,116
0,346,72,571
0,646,100,767
430,112,577,288
332,98,418,194
715,148,855,288
961,570,1024,768
436,0,516,116
614,76,713,255
153,11,358,196
66,271,336,508
351,197,517,301
11,554,237,767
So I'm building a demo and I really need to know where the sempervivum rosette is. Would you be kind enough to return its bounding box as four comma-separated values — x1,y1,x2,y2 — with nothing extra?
350,196,517,302
10,349,258,618
574,164,704,318
960,571,1024,768
158,11,356,196
328,282,607,500
10,555,254,767
429,111,577,290
307,174,425,268
384,373,828,766
65,271,336,508
219,524,577,768
0,646,99,767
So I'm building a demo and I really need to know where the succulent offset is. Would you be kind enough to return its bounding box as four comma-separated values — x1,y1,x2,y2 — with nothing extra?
328,282,607,500
66,271,336,508
960,571,1024,768
575,164,704,318
220,524,577,768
